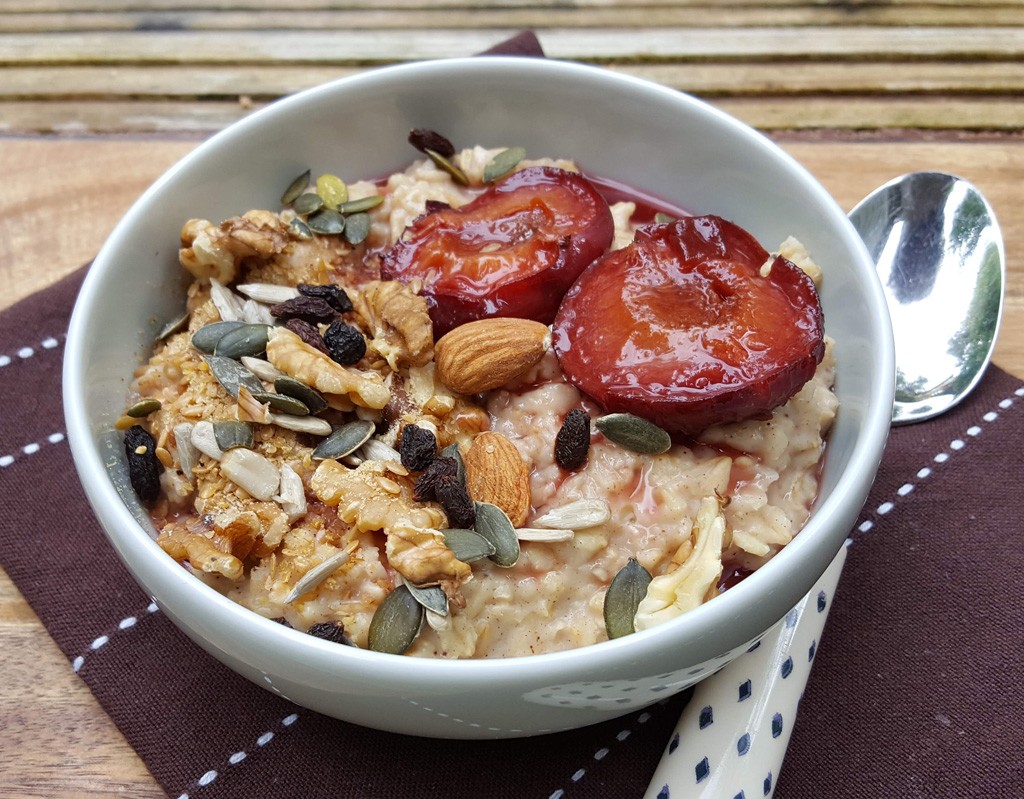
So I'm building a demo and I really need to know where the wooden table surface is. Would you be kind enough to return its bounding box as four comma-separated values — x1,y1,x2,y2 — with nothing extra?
1,3,1021,796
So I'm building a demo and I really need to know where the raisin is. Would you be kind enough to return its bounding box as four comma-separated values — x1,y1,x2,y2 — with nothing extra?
415,457,475,528
307,621,353,646
123,425,161,502
269,295,337,323
270,616,293,629
297,283,354,314
414,456,457,502
284,318,329,354
399,424,437,471
424,200,452,215
555,407,591,470
323,320,367,365
408,128,456,158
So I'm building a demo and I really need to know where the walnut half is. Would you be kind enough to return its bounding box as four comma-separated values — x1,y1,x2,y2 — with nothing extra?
354,280,434,371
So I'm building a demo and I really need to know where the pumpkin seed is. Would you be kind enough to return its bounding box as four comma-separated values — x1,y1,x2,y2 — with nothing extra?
268,413,333,435
594,413,672,455
236,283,300,304
483,146,526,183
285,550,350,604
190,421,223,460
173,422,198,480
654,212,676,224
289,217,313,239
281,168,311,205
205,355,264,398
156,310,190,340
343,212,371,245
515,527,575,542
425,148,470,186
274,376,327,414
307,208,345,235
316,173,348,209
192,320,246,353
241,356,286,382
212,420,254,451
403,579,448,616
275,462,307,523
439,443,466,486
337,195,384,215
312,420,375,460
251,391,309,416
209,278,244,322
293,192,323,215
425,608,450,632
214,323,271,359
532,499,611,530
220,447,280,501
126,398,161,418
473,501,520,567
441,528,496,563
367,585,423,655
604,558,652,640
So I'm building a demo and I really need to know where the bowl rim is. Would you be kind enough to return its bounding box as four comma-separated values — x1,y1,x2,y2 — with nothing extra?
64,56,895,684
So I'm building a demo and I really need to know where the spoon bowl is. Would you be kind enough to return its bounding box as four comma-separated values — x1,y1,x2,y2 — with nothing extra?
849,171,1005,424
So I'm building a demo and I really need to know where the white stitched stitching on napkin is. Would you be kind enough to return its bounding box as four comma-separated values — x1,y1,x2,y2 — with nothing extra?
71,602,160,674
0,335,63,369
0,431,65,468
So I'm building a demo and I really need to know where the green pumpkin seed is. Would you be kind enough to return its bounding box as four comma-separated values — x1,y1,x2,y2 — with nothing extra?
156,310,190,341
205,355,264,398
212,420,254,451
312,419,375,460
441,528,496,563
337,195,384,215
281,169,311,205
439,443,466,486
473,501,520,568
403,580,448,616
483,146,526,183
274,376,327,414
289,217,313,239
316,173,348,209
654,212,676,224
293,192,324,216
604,558,652,640
306,208,345,235
126,398,162,418
192,320,246,354
594,413,672,455
425,148,470,186
368,585,423,655
343,212,371,245
213,323,271,359
250,391,309,416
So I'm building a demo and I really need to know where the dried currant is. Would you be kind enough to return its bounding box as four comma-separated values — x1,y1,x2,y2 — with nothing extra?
424,199,452,215
270,617,293,629
408,128,456,158
399,424,437,471
307,621,353,646
123,425,161,502
284,318,329,354
414,456,458,502
323,320,367,366
269,295,338,324
297,283,354,314
414,457,476,528
555,407,591,470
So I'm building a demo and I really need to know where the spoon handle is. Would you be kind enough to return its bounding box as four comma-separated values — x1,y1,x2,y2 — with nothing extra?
644,544,847,799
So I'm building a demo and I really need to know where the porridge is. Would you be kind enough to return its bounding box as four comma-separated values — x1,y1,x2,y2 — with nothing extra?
121,133,836,658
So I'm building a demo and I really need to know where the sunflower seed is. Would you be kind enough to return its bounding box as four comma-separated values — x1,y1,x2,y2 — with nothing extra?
275,462,307,523
220,447,280,501
343,212,371,245
156,310,190,340
594,413,672,455
214,323,271,359
241,356,286,383
532,499,610,530
425,608,450,632
473,502,520,567
209,278,244,322
274,376,327,414
190,421,223,460
205,355,264,398
281,168,311,205
173,422,198,480
368,585,423,655
269,413,333,435
236,283,300,304
359,438,402,464
425,148,470,186
316,173,348,209
241,299,275,326
312,420,375,460
251,391,309,416
285,550,350,603
402,578,448,616
306,208,345,235
483,146,526,183
604,558,652,640
441,528,496,562
293,192,323,215
212,420,254,451
439,442,466,486
337,195,384,215
192,321,246,354
126,398,161,418
289,217,313,239
515,527,575,542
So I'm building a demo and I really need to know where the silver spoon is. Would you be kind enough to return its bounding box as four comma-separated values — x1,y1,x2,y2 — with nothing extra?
849,171,1005,424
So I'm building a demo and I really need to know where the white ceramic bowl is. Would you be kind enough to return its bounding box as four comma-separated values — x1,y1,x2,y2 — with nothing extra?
64,57,894,739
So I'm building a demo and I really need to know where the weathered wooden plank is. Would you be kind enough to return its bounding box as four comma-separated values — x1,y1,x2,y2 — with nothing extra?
3,96,1022,134
3,61,1023,100
1,28,1023,66
2,6,1023,32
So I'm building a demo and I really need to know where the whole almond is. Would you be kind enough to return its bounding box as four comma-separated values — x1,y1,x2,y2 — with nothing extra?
434,318,548,395
464,431,531,527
